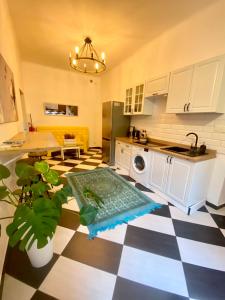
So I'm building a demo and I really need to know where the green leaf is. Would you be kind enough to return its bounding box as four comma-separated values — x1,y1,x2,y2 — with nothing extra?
83,187,104,207
52,184,73,208
44,169,60,185
30,182,50,197
15,163,36,179
12,188,23,195
0,164,10,180
6,198,60,251
34,161,49,174
16,178,31,187
79,205,98,226
0,186,9,200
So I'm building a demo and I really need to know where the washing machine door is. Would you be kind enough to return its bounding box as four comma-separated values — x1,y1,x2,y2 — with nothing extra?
133,154,146,174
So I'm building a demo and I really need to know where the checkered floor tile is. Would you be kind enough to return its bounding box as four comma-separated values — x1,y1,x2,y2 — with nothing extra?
2,149,225,300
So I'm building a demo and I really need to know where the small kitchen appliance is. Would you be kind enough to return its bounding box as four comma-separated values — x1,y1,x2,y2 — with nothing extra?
139,130,148,144
133,129,140,140
128,126,135,138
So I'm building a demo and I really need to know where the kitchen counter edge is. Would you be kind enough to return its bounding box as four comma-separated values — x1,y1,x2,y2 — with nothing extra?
116,137,216,162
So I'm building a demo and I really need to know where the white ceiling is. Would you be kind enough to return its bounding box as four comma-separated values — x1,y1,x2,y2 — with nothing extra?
7,0,215,72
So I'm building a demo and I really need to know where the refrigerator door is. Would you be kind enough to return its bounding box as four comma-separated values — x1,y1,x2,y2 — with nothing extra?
111,101,130,138
102,101,130,165
102,137,111,163
102,102,112,139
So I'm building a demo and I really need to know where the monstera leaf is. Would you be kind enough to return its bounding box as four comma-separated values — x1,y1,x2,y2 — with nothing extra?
34,161,49,174
0,186,9,200
0,164,10,180
6,198,60,251
52,185,72,209
15,162,37,179
44,169,60,186
79,205,98,226
30,182,50,197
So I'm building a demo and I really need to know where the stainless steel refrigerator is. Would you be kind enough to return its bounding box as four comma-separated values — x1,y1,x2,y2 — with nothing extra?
102,101,130,165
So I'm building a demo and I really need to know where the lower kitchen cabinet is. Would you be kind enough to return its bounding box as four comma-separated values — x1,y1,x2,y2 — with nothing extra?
115,141,132,171
149,152,168,191
166,156,192,204
148,151,214,213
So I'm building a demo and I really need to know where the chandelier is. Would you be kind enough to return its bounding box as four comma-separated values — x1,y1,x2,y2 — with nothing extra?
69,37,106,74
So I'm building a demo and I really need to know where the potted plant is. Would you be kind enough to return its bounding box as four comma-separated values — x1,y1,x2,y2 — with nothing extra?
64,133,76,145
0,161,98,268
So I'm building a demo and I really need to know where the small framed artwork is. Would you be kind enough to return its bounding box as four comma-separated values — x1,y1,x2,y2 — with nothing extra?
44,103,78,116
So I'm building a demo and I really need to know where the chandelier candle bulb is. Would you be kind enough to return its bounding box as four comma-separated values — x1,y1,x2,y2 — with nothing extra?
101,52,105,61
75,46,79,54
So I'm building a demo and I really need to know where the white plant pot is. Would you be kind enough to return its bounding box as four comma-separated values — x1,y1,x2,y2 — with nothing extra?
26,238,53,268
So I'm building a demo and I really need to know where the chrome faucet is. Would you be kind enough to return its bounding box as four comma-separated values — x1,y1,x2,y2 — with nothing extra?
186,132,198,149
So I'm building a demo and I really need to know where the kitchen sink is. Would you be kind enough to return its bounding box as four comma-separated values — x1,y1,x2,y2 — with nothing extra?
162,146,207,157
134,141,167,147
163,146,189,153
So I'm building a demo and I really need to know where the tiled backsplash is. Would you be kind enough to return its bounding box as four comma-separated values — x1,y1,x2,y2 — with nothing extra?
131,98,225,155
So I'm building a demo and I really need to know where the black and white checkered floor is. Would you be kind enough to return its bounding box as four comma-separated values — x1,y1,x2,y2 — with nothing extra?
2,149,225,300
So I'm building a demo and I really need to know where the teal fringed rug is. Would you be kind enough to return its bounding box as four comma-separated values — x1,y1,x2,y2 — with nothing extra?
66,168,161,238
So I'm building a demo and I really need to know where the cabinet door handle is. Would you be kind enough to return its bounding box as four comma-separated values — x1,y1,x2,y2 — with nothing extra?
187,102,191,112
184,103,187,112
166,156,169,163
170,157,173,164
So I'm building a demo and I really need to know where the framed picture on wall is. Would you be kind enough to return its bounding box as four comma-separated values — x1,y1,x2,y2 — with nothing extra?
0,53,18,123
44,103,78,116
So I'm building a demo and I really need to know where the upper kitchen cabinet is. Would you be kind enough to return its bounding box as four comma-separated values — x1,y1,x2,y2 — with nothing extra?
124,87,133,114
166,66,194,113
124,83,152,115
166,55,225,113
145,73,170,98
190,57,225,113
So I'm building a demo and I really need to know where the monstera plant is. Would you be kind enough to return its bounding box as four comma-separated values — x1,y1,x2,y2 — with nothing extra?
0,161,98,256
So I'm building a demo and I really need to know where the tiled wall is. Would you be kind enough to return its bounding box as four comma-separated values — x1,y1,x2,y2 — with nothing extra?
131,98,225,155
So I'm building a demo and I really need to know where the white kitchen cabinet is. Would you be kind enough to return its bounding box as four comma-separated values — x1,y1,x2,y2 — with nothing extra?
145,73,170,97
166,55,225,113
124,83,152,115
115,141,132,171
166,65,194,113
166,157,192,204
148,151,214,212
149,152,168,191
115,141,122,166
124,88,133,114
190,57,224,112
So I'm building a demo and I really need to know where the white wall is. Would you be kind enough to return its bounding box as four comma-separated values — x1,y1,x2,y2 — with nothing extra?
0,0,23,283
22,62,102,147
0,0,23,143
101,0,225,206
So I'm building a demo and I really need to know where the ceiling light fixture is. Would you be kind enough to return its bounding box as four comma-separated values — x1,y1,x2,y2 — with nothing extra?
69,37,106,74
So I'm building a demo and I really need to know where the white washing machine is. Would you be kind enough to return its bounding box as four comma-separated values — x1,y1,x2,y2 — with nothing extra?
130,146,151,187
